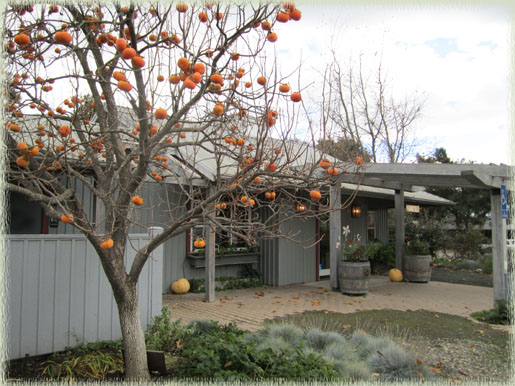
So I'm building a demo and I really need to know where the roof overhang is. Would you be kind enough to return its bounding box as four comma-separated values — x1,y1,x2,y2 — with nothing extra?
338,163,512,191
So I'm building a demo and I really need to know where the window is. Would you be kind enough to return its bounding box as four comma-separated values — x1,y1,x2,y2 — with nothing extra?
367,211,376,242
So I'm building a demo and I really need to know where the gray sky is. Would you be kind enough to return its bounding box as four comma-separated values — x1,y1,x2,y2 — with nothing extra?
273,2,511,164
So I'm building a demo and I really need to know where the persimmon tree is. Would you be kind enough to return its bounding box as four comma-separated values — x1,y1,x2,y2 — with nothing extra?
4,2,361,379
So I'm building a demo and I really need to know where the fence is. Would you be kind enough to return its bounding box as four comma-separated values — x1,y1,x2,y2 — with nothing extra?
5,233,163,360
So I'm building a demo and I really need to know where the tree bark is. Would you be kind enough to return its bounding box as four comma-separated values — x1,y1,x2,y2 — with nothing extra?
115,284,150,380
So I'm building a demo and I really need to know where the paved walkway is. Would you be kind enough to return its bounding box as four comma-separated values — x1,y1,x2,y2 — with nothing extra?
162,276,504,332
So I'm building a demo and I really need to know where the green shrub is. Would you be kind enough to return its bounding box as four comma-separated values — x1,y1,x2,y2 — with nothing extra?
480,253,493,274
366,241,396,273
175,321,339,380
187,276,261,293
145,307,191,351
452,228,487,259
42,351,124,381
472,300,511,325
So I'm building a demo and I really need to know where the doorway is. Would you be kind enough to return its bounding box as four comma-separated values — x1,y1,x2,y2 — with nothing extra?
319,214,330,277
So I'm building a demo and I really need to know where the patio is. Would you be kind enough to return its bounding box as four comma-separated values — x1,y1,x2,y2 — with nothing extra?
162,276,500,332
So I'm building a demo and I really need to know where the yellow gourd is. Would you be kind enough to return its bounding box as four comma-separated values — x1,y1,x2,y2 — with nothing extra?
389,268,403,282
171,278,190,294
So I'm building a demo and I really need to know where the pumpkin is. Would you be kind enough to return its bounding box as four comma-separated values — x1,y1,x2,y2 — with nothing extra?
194,238,206,248
327,167,338,176
131,56,145,68
155,108,167,120
267,32,278,42
132,196,143,206
290,92,301,102
117,80,133,92
171,278,190,294
389,268,403,282
60,213,74,223
310,190,322,201
121,47,136,60
100,238,114,250
14,33,30,46
320,159,331,169
54,31,73,45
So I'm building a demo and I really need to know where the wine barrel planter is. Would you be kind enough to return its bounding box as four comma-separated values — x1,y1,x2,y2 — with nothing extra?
405,255,432,282
338,261,371,295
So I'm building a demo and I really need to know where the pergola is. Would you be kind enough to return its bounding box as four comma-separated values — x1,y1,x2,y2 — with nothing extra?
329,163,513,303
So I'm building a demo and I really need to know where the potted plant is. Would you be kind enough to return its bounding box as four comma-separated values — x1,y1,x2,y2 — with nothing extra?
404,239,432,283
338,228,371,295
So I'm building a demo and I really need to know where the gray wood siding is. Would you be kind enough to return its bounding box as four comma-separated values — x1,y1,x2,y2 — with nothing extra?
374,208,389,243
6,234,162,360
342,197,369,244
275,212,316,286
48,176,96,235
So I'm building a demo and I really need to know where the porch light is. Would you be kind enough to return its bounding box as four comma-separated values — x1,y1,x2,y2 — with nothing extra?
351,205,361,218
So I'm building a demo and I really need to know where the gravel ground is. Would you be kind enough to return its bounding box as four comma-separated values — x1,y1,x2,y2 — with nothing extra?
398,335,511,382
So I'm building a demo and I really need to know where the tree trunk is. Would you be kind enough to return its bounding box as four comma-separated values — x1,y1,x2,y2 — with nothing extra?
116,285,150,380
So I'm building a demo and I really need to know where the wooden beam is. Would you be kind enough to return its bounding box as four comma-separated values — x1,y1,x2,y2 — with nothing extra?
490,188,507,303
461,170,504,189
394,188,405,272
329,181,341,291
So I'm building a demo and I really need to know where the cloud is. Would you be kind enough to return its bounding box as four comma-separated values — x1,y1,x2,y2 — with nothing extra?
423,37,465,58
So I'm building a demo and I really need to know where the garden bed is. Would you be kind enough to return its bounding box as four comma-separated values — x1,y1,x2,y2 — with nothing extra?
187,253,259,268
431,267,493,287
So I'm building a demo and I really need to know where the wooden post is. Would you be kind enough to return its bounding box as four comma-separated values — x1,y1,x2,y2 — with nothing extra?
329,182,341,291
490,188,506,303
205,187,216,302
394,188,405,272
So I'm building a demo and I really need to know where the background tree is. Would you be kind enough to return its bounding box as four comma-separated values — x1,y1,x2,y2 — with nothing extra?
321,51,425,163
411,148,490,258
4,2,360,379
317,137,372,163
